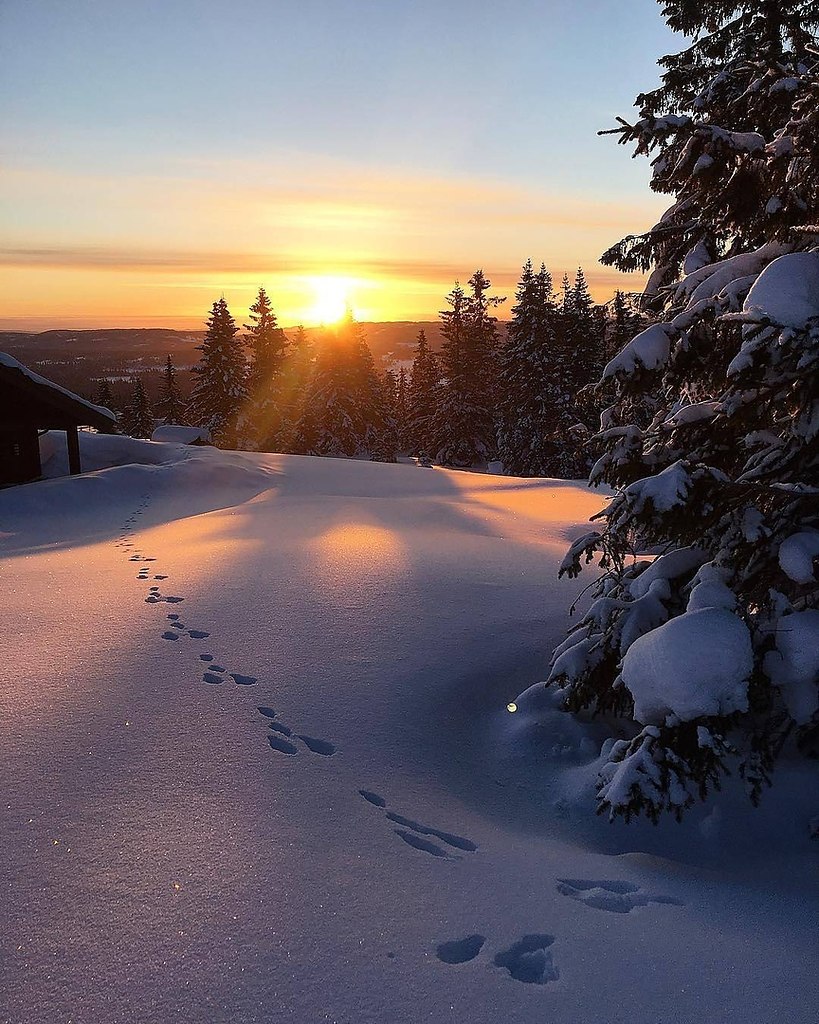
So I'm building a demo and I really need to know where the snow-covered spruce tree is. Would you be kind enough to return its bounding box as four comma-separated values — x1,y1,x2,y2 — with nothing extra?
496,261,559,476
156,354,188,425
242,287,289,449
92,377,119,430
548,1,819,823
291,313,391,459
121,376,155,439
396,366,409,450
566,267,605,426
406,329,441,457
189,297,248,449
275,325,315,452
606,290,651,365
432,271,504,466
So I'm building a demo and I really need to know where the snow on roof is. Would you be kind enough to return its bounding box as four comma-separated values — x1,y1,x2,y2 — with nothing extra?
0,351,116,424
151,424,212,444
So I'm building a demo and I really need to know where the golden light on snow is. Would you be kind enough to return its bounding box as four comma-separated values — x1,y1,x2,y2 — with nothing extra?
506,702,518,713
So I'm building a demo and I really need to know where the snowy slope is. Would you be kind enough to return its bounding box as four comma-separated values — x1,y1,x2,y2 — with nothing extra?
1,436,817,1024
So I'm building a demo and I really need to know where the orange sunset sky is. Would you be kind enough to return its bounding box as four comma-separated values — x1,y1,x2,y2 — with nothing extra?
0,1,675,330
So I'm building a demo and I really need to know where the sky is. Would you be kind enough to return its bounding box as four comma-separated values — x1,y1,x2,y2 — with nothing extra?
0,0,679,330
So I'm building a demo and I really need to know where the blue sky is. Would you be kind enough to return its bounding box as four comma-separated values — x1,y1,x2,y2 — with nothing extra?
0,0,678,327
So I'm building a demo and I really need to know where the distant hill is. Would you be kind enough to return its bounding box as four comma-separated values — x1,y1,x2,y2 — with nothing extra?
0,321,453,363
0,321,459,407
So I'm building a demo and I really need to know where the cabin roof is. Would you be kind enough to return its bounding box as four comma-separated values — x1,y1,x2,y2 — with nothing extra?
0,352,117,430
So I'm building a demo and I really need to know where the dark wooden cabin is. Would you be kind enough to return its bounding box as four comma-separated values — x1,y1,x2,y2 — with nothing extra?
0,353,117,486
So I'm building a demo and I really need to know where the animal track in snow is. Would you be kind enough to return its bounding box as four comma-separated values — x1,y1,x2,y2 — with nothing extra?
359,790,386,808
435,933,558,985
385,812,477,852
493,935,559,985
555,879,683,914
358,790,476,859
436,935,485,964
160,617,210,641
297,734,334,754
393,830,451,858
145,591,184,604
231,673,256,686
268,734,299,755
257,706,336,757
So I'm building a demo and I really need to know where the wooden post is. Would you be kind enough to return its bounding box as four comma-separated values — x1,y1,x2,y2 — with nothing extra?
66,426,81,475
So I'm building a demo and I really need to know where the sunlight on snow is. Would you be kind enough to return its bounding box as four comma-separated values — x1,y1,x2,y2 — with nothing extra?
314,521,408,572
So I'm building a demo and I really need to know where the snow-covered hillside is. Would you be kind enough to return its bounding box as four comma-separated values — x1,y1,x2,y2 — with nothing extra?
2,436,816,1024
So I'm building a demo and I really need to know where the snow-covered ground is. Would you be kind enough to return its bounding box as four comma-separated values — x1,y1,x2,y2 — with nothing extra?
2,435,817,1024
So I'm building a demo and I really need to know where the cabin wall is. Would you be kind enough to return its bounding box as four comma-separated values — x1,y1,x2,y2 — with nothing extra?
0,426,42,486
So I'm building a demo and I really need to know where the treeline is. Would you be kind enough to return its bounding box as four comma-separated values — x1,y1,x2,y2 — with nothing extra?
105,266,649,478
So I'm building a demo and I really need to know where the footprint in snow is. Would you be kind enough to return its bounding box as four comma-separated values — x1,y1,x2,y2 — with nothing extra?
555,879,683,914
435,933,558,985
162,619,210,640
493,935,559,985
358,790,477,859
436,935,486,964
257,706,336,757
145,591,184,604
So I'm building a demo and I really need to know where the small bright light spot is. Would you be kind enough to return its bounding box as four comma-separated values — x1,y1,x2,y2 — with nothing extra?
506,702,517,713
173,881,182,892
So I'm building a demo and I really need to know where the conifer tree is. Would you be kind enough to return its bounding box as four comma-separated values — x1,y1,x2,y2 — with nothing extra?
406,329,441,457
157,354,188,425
93,377,115,412
432,271,504,466
121,377,155,439
497,261,554,475
243,287,289,449
396,367,409,451
273,325,315,452
291,314,390,458
189,297,248,448
92,377,119,432
548,1,819,823
569,267,604,415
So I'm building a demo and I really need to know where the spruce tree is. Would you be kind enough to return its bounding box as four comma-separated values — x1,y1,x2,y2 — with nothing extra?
93,377,115,412
188,297,248,449
291,313,390,459
92,377,119,433
274,325,315,452
157,354,188,425
121,377,155,439
497,260,554,475
569,267,604,417
548,1,819,823
396,367,409,451
243,287,289,449
406,329,441,458
432,271,504,466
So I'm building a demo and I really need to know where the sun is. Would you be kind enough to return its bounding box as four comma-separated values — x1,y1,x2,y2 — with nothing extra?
304,275,353,325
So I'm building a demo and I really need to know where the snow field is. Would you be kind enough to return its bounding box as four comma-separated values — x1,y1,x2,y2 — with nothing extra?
1,435,817,1024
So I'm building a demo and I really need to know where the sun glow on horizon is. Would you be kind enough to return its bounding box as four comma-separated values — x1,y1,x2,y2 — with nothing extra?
303,274,358,326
